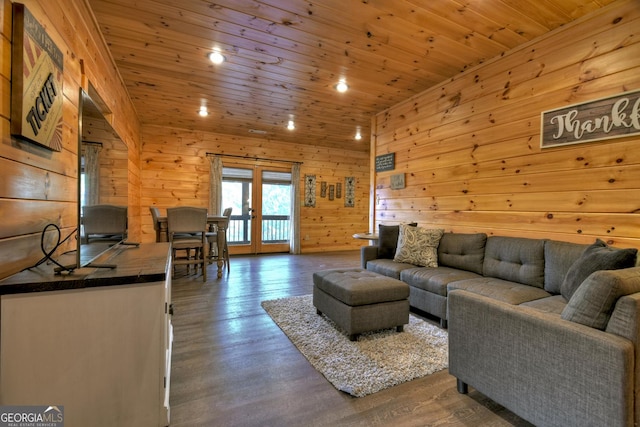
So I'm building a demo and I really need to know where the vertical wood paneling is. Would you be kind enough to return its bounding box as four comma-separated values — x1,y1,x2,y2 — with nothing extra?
0,0,140,279
140,125,370,252
373,0,640,249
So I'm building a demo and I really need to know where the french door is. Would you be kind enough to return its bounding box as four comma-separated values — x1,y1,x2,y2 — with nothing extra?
221,162,292,255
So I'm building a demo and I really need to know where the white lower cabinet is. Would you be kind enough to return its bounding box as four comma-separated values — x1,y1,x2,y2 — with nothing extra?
0,246,172,427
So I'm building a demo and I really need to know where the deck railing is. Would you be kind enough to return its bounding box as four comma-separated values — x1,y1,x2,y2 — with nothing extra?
227,214,290,244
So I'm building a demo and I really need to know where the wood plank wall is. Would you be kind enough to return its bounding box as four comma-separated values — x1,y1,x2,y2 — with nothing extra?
0,0,140,279
372,0,640,249
140,125,370,252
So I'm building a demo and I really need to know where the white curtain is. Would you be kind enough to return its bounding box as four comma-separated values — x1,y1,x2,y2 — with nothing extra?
208,155,223,215
84,144,101,206
289,163,301,254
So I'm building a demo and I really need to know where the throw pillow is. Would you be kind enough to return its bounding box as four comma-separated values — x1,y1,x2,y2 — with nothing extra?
377,223,417,259
561,267,640,330
393,224,444,267
560,239,637,301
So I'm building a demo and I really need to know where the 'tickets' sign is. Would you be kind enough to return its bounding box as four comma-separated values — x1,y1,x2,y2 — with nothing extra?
541,89,640,148
11,3,64,151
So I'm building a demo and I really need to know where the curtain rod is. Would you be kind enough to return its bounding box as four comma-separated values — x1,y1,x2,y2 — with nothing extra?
82,141,103,147
206,152,302,165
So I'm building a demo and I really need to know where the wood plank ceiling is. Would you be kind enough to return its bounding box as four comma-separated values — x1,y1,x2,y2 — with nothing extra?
87,0,616,153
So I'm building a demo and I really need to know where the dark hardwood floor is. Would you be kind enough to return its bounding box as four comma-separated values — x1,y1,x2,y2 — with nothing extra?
169,250,533,427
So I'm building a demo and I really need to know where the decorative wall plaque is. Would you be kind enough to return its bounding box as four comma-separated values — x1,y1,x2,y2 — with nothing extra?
328,185,335,201
11,3,64,151
336,182,342,198
320,181,327,197
344,176,355,207
390,173,405,189
375,153,395,172
304,174,316,207
541,89,640,148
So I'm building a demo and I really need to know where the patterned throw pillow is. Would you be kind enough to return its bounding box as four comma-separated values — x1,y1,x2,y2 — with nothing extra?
394,224,444,267
377,223,418,259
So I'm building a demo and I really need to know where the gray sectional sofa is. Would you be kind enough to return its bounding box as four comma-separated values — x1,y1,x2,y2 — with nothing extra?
361,225,640,427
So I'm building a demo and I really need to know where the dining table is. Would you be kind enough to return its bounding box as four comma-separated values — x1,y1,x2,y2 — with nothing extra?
155,214,229,278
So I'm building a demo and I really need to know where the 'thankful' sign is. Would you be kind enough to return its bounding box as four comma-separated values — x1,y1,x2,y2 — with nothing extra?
541,89,640,148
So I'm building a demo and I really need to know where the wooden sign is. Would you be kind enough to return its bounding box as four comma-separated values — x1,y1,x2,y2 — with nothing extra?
541,89,640,148
375,153,395,172
390,173,405,189
11,3,64,151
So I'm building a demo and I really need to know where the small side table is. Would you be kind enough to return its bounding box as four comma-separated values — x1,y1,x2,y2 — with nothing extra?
352,232,379,246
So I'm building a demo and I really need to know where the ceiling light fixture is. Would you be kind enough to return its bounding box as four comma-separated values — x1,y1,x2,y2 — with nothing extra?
208,49,226,65
198,106,209,117
336,78,349,93
355,127,362,140
287,114,296,131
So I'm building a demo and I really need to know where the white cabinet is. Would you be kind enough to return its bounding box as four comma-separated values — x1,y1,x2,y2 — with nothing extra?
0,243,172,427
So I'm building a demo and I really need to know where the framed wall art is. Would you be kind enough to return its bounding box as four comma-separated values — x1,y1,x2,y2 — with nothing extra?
11,3,64,151
344,176,355,207
375,153,395,172
304,174,316,207
390,173,405,189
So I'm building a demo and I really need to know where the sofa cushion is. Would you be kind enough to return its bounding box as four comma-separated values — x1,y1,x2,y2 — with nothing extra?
366,258,417,280
400,266,482,296
394,225,444,267
520,295,567,315
482,236,545,288
544,240,588,294
377,223,418,259
560,239,638,301
448,277,552,305
438,232,487,275
561,267,640,330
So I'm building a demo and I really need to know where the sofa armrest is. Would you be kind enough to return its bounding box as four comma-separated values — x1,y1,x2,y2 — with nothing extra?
448,289,634,427
360,246,379,269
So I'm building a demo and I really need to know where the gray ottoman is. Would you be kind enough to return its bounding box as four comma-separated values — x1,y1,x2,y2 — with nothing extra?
312,268,410,341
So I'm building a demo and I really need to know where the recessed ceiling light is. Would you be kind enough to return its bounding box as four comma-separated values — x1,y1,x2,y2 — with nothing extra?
208,50,226,65
336,79,349,93
198,106,209,117
355,127,362,140
287,119,295,130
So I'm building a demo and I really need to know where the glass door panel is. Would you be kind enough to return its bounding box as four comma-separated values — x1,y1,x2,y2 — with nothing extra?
258,170,291,253
221,164,292,255
222,167,254,254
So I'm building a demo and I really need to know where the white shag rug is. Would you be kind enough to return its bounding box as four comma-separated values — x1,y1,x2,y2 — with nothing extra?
261,294,448,397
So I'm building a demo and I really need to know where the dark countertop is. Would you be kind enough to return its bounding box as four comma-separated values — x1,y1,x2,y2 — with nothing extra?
0,242,170,295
